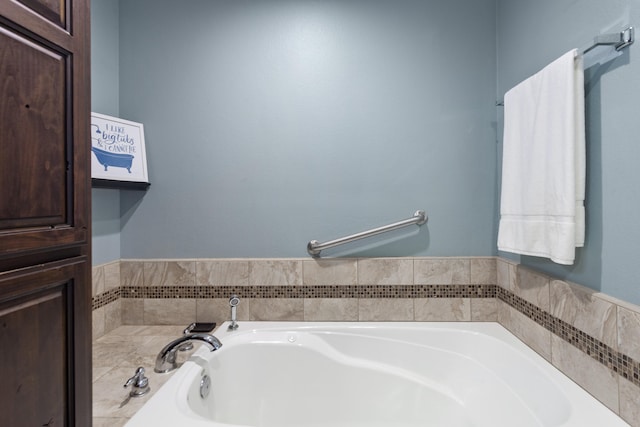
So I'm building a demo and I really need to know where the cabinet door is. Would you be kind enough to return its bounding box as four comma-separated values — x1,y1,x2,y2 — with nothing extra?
0,0,90,260
0,259,91,426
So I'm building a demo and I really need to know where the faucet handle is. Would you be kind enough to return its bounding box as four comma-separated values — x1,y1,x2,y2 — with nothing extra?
183,322,196,334
178,323,196,351
124,367,150,397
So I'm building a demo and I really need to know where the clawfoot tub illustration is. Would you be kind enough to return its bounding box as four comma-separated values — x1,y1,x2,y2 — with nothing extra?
91,146,134,173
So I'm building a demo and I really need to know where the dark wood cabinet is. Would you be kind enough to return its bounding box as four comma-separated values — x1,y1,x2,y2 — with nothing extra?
0,0,92,425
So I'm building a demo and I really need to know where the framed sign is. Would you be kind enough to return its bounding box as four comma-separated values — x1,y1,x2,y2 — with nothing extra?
90,112,150,189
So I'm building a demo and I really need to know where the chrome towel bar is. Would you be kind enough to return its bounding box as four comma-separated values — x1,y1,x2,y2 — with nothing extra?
496,26,634,107
307,210,428,257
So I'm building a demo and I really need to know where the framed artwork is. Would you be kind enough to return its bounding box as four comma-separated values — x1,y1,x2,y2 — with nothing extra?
90,112,150,189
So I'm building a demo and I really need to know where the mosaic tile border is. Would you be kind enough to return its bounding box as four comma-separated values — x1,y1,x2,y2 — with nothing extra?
92,287,120,310
118,284,496,299
497,287,640,388
92,282,640,388
497,287,550,328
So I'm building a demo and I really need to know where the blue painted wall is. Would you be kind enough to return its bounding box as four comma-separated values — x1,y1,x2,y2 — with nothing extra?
496,0,640,304
115,0,498,259
91,0,121,265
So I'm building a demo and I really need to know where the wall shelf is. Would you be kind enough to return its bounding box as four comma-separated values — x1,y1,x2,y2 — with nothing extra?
91,178,150,190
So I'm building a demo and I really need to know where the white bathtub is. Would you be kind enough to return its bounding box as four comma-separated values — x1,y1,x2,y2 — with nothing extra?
126,322,628,427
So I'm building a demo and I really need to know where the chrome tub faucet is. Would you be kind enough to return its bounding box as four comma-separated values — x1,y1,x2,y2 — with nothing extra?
154,333,222,373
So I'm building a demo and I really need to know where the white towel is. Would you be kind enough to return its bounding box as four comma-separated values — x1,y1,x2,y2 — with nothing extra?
498,49,586,265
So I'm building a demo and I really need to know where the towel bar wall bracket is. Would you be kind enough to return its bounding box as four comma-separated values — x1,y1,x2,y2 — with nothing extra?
583,26,634,54
307,210,428,258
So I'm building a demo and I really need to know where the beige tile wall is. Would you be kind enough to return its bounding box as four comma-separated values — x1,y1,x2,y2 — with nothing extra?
497,258,640,426
91,256,640,426
92,260,122,338
113,257,498,325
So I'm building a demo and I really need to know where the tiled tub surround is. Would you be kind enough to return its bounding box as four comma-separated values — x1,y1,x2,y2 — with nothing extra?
91,257,640,426
496,259,640,424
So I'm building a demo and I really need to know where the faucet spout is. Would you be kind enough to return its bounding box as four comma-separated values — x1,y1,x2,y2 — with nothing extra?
154,332,222,373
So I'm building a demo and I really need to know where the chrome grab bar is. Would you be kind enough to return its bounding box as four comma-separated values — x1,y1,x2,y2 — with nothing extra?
307,210,427,257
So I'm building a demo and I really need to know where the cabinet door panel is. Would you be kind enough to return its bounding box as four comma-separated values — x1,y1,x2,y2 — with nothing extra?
0,24,67,229
0,260,89,426
0,288,67,426
16,0,67,28
0,4,89,258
